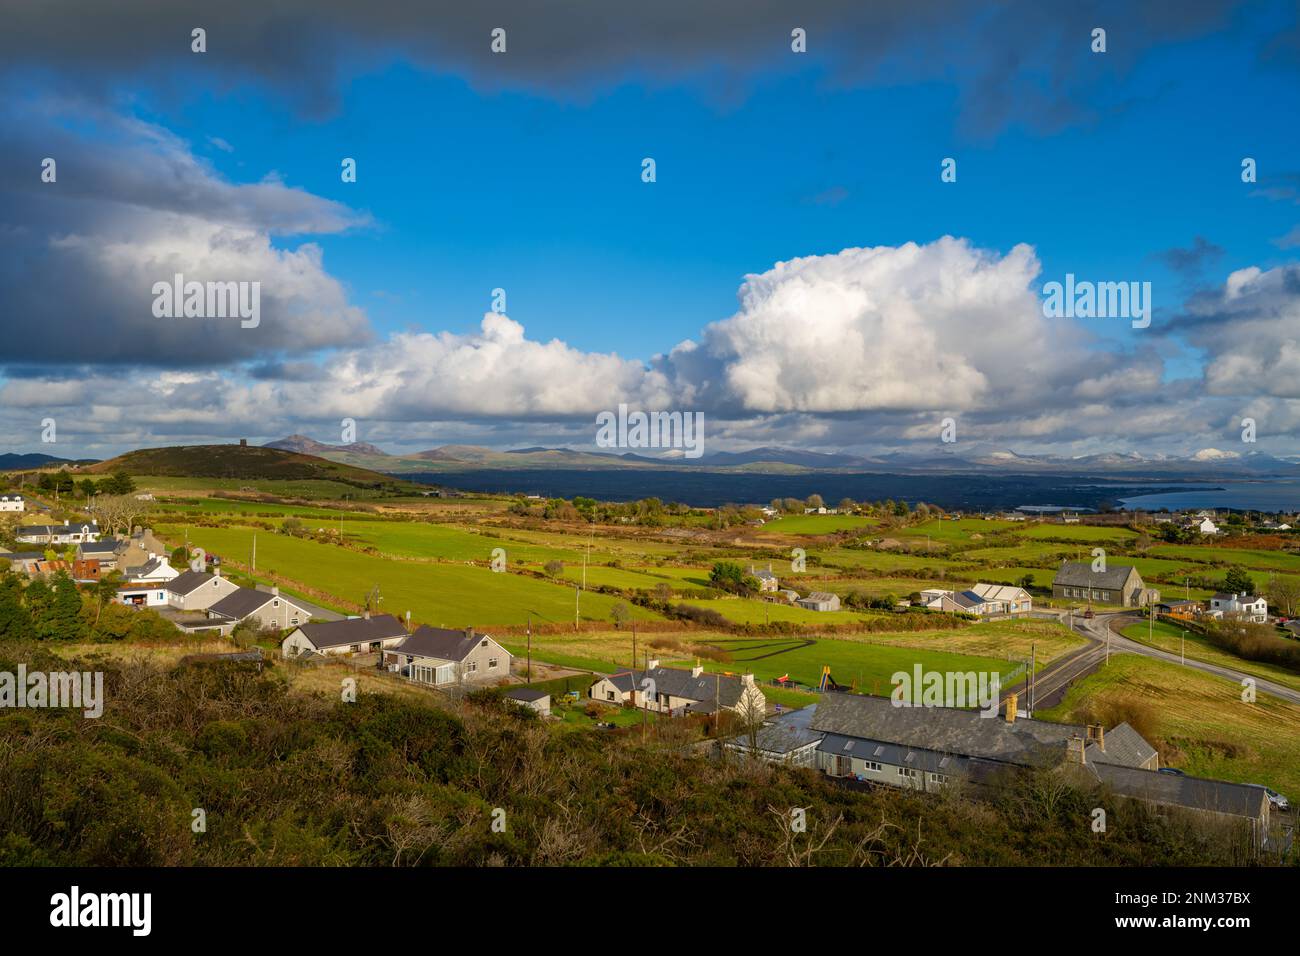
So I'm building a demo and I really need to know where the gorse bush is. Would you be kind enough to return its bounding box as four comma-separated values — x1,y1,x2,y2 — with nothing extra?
0,645,1266,867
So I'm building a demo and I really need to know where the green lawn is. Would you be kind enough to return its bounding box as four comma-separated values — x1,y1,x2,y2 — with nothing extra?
1015,524,1139,543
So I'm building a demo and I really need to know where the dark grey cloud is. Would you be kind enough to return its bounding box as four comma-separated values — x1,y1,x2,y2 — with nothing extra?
1154,236,1225,276
0,103,373,368
0,0,1243,133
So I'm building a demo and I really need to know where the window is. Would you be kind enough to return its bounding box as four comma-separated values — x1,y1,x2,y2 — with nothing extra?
488,657,499,670
897,767,917,779
864,761,882,772
350,644,360,653
606,690,616,701
929,772,950,784
468,661,477,673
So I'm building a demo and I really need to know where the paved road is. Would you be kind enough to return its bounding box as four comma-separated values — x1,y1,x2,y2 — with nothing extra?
1104,613,1300,706
1002,610,1300,711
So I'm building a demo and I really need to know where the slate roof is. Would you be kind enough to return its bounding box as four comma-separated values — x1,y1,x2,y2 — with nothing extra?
293,614,408,650
1089,763,1269,820
817,732,969,775
618,665,750,707
1084,722,1158,768
167,570,221,596
78,541,119,556
799,591,838,604
124,558,164,577
810,693,1084,767
396,626,500,663
1052,561,1138,590
209,586,282,619
729,704,823,754
18,522,99,536
505,687,549,703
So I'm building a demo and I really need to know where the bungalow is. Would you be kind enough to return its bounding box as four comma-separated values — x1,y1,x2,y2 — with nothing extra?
281,613,409,659
1209,592,1268,624
117,583,171,607
968,582,1033,616
383,626,512,687
1193,517,1220,535
723,703,822,767
207,585,312,632
165,568,241,610
16,520,100,545
1155,598,1202,620
590,661,766,718
504,687,551,717
795,591,841,612
809,692,1159,794
1051,561,1155,607
0,494,25,512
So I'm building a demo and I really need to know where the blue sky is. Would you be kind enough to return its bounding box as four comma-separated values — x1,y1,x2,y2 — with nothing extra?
1,1,1298,458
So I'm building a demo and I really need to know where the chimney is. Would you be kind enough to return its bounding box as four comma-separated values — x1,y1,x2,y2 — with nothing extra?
271,585,279,597
363,610,370,620
213,566,221,578
742,673,754,686
1005,692,1018,723
647,658,659,670
691,664,703,678
465,626,474,640
1067,735,1087,765
1086,724,1105,751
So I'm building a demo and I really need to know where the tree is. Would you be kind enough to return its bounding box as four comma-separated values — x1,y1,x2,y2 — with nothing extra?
92,571,123,628
837,498,856,513
0,573,32,642
1222,565,1254,595
709,561,759,595
805,494,825,511
543,560,564,578
1263,574,1300,618
102,471,136,496
610,602,631,629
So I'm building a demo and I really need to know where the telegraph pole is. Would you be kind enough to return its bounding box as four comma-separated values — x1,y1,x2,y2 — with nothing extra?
251,533,256,572
526,613,532,683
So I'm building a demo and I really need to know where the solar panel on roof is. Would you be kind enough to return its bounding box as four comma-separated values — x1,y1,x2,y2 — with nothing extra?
873,745,884,756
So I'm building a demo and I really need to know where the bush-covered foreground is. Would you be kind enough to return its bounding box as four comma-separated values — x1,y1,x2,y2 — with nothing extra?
0,644,1268,867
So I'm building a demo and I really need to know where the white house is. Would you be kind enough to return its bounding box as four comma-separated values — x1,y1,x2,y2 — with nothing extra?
1196,517,1220,535
16,520,100,545
1209,592,1268,623
750,564,779,592
0,495,25,513
165,568,241,610
969,582,1033,615
117,584,171,607
382,626,512,686
122,553,180,584
282,613,409,658
795,591,841,612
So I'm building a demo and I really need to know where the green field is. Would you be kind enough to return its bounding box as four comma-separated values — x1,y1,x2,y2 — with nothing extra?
1120,620,1300,694
1037,653,1300,798
757,513,880,535
155,523,662,628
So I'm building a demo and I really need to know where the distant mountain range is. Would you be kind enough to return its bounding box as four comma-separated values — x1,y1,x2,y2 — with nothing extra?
260,436,1300,479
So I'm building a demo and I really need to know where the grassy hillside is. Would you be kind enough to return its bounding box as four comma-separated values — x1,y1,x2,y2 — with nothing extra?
84,444,421,494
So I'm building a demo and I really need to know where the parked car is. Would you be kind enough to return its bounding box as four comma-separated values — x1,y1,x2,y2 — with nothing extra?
1158,768,1186,777
1082,609,1095,619
1257,787,1290,811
